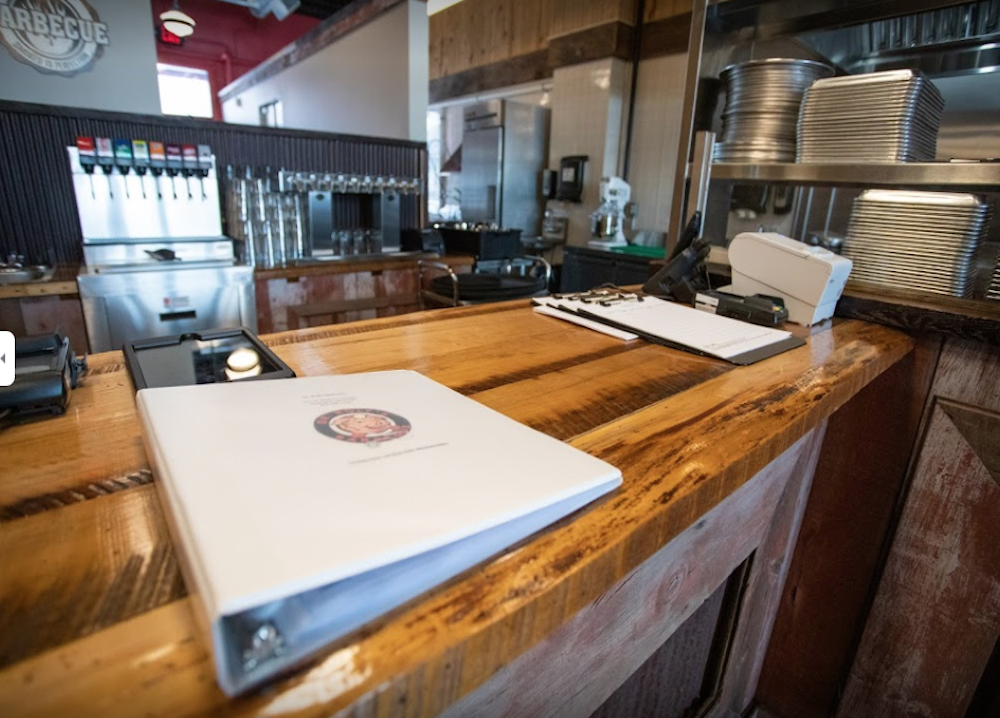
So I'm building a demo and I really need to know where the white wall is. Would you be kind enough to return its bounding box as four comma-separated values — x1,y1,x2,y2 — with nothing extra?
626,53,688,236
0,0,160,114
221,1,428,142
546,58,631,253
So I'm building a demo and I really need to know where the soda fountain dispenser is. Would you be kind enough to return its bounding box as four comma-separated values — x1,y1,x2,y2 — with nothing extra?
96,137,115,199
76,136,97,198
165,143,183,199
132,140,150,199
113,139,133,199
149,141,166,199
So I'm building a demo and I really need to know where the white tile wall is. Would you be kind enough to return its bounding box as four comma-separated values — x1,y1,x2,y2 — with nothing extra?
546,58,631,252
626,53,688,238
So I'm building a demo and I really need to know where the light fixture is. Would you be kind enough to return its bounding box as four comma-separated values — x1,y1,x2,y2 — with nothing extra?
160,1,196,38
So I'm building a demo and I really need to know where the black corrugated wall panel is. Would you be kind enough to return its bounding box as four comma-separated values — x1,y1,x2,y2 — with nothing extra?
0,100,427,265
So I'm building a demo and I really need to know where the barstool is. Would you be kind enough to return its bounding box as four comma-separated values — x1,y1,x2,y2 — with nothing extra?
418,256,551,308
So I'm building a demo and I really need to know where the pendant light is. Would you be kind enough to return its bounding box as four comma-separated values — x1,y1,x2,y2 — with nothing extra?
160,1,196,38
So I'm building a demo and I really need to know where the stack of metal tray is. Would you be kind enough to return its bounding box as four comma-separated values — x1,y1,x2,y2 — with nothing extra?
797,70,944,163
715,58,832,163
843,189,990,297
987,254,1000,301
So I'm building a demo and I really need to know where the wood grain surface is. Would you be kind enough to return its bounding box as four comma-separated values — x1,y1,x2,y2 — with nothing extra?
838,339,1000,717
756,333,942,718
0,302,912,718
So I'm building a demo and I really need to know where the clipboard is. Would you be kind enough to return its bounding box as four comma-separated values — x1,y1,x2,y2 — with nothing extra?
536,290,804,365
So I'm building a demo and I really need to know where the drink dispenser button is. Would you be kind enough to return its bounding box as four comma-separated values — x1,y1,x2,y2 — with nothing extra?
132,140,150,199
76,136,97,197
181,144,199,199
196,144,213,199
96,137,115,198
165,144,183,199
114,139,134,198
149,141,166,199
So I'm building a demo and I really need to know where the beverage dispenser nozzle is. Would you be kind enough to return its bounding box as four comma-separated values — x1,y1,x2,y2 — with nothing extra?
96,137,115,199
165,144,183,200
113,139,133,199
181,144,198,200
132,140,150,199
149,141,166,199
76,136,97,199
196,144,212,200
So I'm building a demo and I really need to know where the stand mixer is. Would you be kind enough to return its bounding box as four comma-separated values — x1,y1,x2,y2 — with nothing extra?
588,177,635,249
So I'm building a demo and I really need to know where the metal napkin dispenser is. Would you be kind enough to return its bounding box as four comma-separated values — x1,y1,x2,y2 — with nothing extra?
727,232,853,326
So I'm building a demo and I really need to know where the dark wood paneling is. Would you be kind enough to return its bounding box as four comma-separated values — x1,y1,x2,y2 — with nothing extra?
0,101,426,266
429,50,550,105
837,284,1000,347
640,11,692,57
548,21,636,67
756,333,941,718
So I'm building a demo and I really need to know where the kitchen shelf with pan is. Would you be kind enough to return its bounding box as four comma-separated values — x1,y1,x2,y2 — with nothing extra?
707,162,1000,190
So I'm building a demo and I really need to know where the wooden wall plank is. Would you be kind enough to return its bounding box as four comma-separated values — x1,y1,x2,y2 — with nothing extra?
645,0,693,22
838,400,1000,717
429,0,640,82
837,338,1000,717
756,334,942,718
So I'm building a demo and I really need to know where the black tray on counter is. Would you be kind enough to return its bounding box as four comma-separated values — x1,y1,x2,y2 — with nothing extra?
123,327,295,391
437,228,522,260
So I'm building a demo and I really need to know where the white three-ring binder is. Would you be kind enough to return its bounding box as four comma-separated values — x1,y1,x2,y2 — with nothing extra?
137,370,621,695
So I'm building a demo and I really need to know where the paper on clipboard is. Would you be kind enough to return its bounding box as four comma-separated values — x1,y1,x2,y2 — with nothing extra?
537,293,804,364
533,300,639,340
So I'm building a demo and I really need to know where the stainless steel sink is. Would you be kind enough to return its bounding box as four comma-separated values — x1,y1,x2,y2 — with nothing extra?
0,265,56,285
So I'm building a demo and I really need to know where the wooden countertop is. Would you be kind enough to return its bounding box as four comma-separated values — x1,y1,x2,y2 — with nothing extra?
0,256,476,300
0,265,79,299
0,303,912,717
253,254,475,281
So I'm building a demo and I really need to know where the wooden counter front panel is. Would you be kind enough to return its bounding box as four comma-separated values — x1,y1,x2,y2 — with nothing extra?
256,267,420,333
838,338,1000,718
440,428,825,718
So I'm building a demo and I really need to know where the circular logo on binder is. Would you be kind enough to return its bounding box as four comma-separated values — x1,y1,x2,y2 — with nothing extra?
315,408,411,444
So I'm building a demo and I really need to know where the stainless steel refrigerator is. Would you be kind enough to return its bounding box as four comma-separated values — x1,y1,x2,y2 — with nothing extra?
461,100,550,236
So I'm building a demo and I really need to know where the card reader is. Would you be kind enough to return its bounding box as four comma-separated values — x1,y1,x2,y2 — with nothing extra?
695,290,789,327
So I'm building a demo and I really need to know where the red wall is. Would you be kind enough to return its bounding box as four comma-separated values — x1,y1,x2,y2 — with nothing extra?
150,0,321,120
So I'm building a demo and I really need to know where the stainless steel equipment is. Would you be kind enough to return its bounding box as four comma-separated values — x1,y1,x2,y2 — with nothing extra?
588,177,636,249
69,148,256,353
461,100,549,236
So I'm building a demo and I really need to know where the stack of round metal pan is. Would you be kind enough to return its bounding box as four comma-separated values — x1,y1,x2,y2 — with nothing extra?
715,58,833,163
843,189,990,297
797,70,944,163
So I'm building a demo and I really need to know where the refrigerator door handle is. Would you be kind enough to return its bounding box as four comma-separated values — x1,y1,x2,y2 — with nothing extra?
487,185,498,222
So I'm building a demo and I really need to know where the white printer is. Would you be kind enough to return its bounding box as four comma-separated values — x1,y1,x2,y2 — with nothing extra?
726,232,853,326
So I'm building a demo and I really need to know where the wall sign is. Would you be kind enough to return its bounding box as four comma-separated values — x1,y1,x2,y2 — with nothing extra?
0,0,110,76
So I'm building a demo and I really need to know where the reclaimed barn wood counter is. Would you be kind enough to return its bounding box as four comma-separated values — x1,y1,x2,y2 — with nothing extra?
0,302,912,718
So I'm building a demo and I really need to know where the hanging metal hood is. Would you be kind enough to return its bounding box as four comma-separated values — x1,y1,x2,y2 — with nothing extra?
799,0,1000,77
711,0,1000,77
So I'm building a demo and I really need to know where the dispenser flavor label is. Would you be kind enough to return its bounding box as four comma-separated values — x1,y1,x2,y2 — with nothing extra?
0,0,111,77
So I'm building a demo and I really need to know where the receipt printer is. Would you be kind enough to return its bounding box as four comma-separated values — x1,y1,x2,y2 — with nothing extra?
726,232,853,326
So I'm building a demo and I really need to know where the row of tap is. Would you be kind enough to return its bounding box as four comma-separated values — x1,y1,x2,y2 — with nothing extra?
279,171,421,195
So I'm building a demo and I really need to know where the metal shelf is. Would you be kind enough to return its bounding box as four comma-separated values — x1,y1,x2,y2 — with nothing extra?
707,162,1000,190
